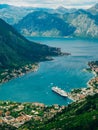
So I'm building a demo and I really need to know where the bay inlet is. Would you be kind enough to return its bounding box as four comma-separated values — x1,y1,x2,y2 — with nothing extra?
0,37,98,105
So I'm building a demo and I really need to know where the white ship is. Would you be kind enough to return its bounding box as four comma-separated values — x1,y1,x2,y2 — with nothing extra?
52,86,68,97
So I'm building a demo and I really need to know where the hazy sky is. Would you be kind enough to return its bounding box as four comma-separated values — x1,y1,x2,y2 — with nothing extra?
0,0,98,8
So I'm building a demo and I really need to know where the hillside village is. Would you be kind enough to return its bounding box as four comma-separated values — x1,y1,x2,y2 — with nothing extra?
0,101,65,128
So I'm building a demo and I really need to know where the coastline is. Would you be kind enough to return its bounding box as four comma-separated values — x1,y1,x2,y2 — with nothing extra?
87,70,96,88
0,60,98,129
0,60,98,102
0,52,70,85
66,61,98,101
0,63,39,85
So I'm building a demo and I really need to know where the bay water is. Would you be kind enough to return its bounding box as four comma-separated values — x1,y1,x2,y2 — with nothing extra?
0,37,98,105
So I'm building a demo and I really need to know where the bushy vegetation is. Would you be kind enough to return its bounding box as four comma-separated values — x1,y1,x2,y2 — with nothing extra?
0,93,98,129
0,124,16,130
18,94,98,130
0,18,62,74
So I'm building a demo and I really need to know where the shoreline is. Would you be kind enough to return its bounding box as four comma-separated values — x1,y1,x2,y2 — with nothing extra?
0,60,98,103
66,62,98,101
50,63,98,102
0,52,70,85
0,63,39,85
86,70,96,88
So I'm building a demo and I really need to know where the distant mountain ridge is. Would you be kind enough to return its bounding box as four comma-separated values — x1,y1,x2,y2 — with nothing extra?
63,9,98,38
15,11,75,37
0,4,35,25
0,3,98,38
87,3,98,15
0,4,55,25
14,3,98,38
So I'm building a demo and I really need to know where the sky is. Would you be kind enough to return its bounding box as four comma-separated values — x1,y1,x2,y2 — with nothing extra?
0,0,98,9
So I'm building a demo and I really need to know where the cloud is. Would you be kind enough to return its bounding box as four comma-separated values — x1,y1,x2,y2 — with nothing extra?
0,0,98,8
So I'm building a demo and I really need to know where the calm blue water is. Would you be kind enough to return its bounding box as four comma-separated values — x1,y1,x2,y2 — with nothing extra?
0,37,98,105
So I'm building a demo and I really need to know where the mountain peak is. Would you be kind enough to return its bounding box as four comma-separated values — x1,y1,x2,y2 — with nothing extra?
57,6,68,10
87,3,98,15
56,6,77,14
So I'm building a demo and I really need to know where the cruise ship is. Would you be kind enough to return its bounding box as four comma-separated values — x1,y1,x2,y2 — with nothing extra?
52,86,68,97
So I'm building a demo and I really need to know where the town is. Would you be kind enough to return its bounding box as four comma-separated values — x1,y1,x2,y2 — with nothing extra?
0,101,65,128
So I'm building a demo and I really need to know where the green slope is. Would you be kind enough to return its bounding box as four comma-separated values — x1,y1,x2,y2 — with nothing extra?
0,18,63,72
19,94,98,130
0,94,97,130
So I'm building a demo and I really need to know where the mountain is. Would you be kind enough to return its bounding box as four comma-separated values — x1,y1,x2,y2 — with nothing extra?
14,3,98,39
1,4,98,38
0,4,34,25
56,6,77,14
21,94,98,130
63,9,98,38
0,18,63,74
0,4,56,25
15,11,75,37
38,94,98,130
87,3,98,15
0,4,76,25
